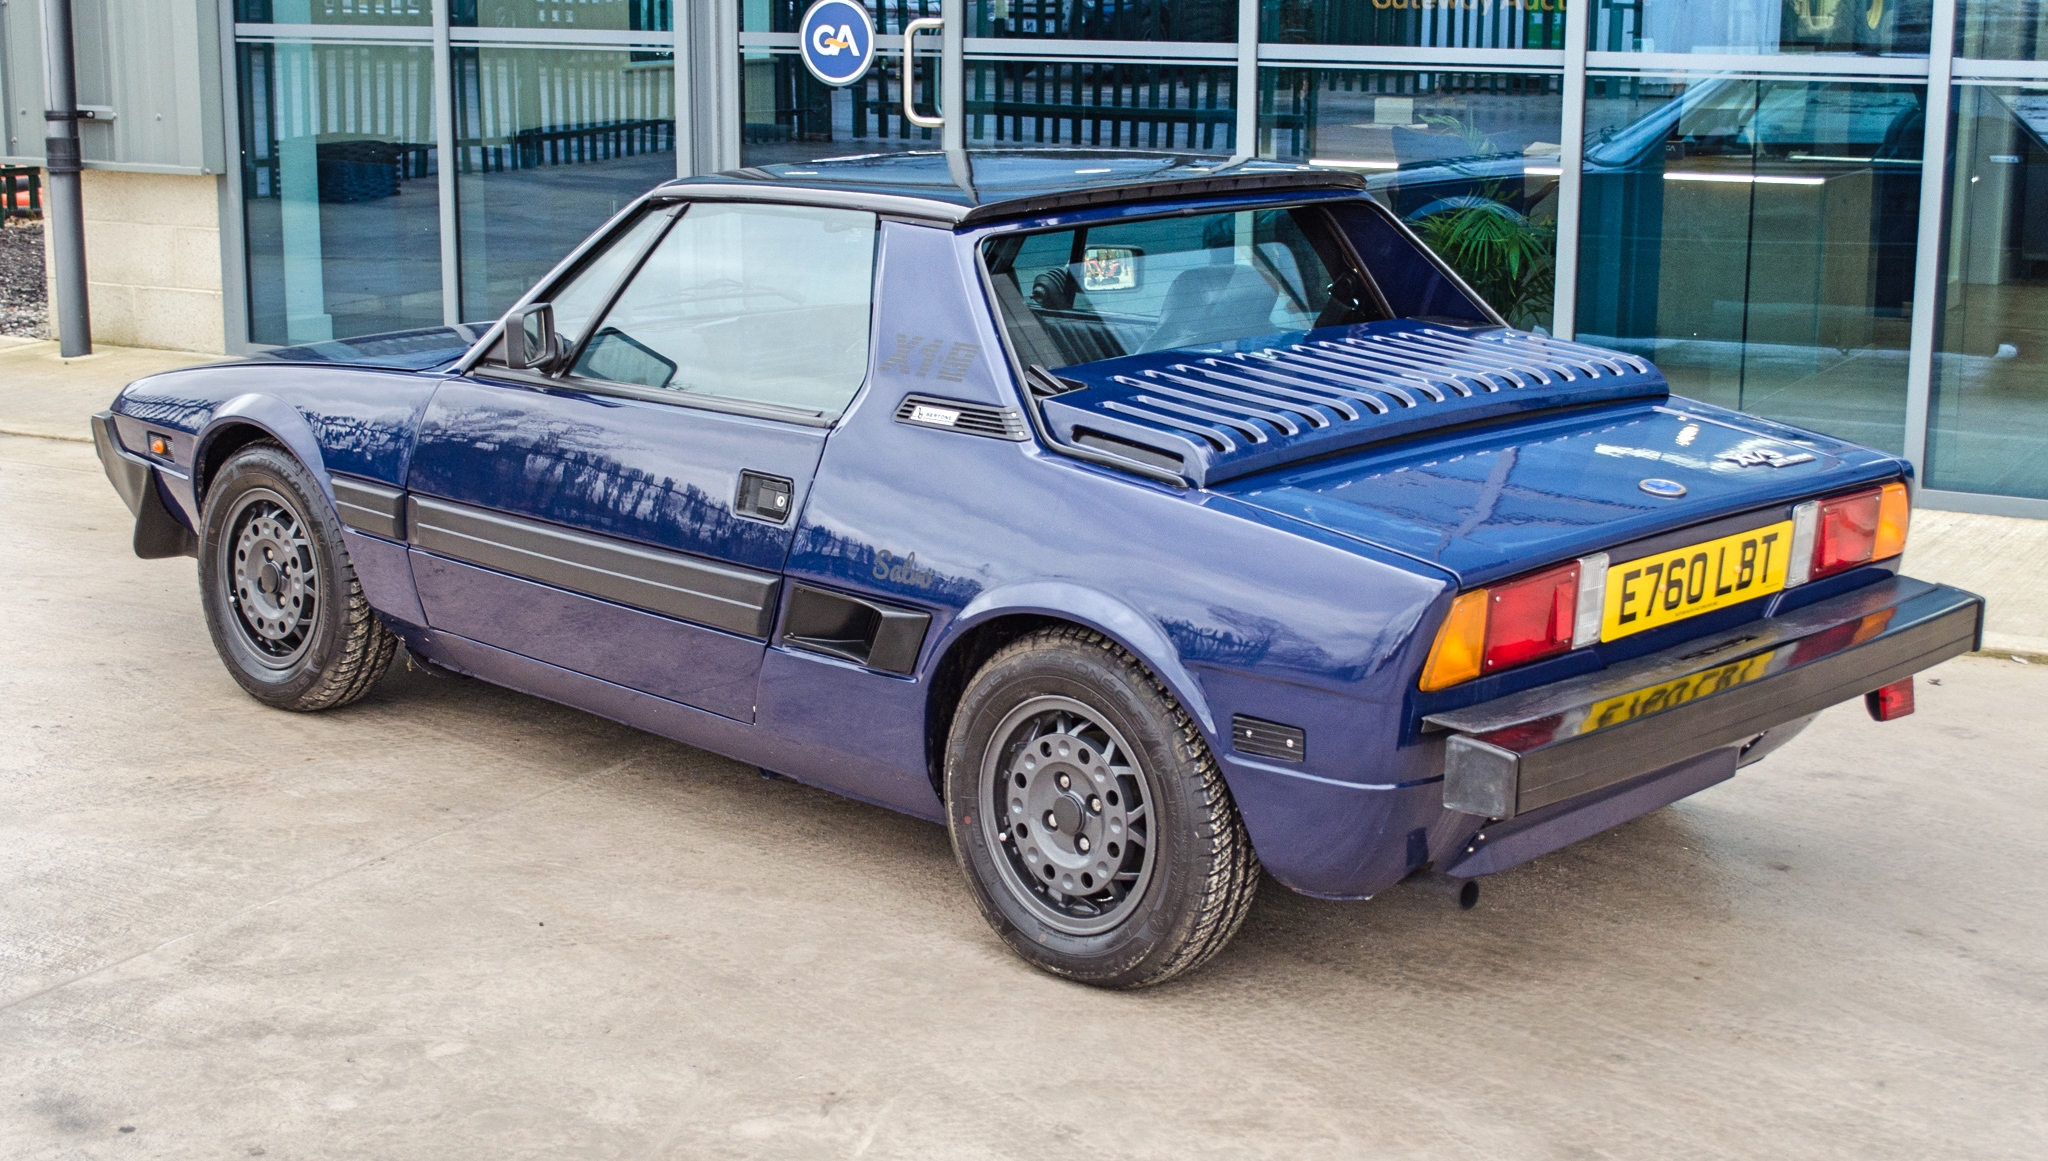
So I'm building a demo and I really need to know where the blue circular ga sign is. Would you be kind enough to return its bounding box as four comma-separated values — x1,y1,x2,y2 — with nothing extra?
799,0,876,88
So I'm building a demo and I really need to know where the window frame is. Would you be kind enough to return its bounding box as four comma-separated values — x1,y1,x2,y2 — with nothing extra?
973,195,1505,376
970,194,1505,488
466,195,885,429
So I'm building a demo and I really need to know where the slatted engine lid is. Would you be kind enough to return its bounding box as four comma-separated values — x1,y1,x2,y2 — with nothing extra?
1039,320,1667,487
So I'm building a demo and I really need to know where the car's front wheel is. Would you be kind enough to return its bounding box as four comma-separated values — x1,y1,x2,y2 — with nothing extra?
198,441,397,711
945,627,1260,988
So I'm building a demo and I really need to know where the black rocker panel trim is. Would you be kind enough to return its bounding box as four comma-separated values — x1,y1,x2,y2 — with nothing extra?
330,475,407,540
406,495,781,639
781,583,931,675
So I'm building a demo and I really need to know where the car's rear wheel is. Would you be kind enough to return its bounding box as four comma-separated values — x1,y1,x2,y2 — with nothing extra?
944,627,1260,988
198,442,396,711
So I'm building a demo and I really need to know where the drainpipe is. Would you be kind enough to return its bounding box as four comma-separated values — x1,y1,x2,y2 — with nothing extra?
39,0,89,357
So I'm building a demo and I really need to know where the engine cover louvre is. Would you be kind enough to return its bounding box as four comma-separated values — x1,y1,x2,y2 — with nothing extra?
1039,320,1666,486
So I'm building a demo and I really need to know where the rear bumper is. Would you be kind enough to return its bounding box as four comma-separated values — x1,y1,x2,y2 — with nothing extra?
1425,576,1984,821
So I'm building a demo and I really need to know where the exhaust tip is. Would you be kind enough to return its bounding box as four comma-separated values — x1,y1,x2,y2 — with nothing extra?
1458,880,1479,910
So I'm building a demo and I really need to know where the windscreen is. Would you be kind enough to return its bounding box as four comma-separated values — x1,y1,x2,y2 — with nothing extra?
982,206,1390,372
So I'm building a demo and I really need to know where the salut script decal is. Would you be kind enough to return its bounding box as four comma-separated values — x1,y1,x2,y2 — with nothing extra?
873,550,936,589
882,334,979,382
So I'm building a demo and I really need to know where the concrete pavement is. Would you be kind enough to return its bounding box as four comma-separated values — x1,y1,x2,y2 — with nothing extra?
2,383,2046,1156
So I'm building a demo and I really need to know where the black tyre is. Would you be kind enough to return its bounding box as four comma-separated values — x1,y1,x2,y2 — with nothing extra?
198,442,397,711
944,627,1260,988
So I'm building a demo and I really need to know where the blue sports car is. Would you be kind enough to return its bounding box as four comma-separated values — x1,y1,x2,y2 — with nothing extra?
91,151,1983,987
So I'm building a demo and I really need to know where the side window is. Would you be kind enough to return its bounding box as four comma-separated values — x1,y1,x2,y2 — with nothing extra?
1328,202,1492,325
569,202,879,417
547,208,675,349
983,206,1382,371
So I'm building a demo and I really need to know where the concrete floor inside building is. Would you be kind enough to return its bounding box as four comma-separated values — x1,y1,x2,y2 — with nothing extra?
2,369,2045,1156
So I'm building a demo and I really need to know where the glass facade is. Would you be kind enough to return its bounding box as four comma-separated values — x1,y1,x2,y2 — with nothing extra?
235,0,430,27
1576,76,1924,454
219,1,2048,512
1957,1,2048,60
1928,84,2048,500
1263,68,1563,329
453,0,671,30
237,40,443,345
1588,0,1930,56
740,55,1239,166
453,45,675,319
1264,0,1570,49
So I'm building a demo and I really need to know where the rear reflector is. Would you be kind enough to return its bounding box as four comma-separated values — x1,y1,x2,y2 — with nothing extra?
1865,676,1914,722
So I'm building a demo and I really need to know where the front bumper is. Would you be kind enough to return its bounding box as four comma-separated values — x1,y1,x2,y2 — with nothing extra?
91,410,196,559
1425,576,1983,821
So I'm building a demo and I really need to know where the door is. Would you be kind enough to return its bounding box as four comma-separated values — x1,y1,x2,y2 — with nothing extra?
406,199,882,721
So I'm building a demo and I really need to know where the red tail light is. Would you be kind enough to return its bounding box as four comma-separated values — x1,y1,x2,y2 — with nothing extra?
1816,489,1881,579
1791,482,1909,588
1420,561,1585,691
1483,562,1580,671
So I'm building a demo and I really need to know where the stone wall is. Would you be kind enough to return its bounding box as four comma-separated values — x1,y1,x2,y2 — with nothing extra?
45,169,224,354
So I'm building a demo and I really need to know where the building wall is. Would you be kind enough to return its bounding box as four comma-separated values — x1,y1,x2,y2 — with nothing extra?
45,170,225,354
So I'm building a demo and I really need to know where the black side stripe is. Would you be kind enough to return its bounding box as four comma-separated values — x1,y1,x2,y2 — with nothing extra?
406,496,781,639
331,475,406,540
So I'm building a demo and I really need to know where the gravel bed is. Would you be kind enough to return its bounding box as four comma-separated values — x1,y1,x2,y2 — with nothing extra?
1,219,50,339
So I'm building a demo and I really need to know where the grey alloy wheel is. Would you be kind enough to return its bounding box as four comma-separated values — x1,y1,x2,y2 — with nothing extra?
979,694,1158,936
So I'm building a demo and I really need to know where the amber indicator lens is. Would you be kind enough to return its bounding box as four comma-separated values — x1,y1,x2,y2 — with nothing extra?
1419,590,1489,692
148,434,171,457
1873,481,1910,561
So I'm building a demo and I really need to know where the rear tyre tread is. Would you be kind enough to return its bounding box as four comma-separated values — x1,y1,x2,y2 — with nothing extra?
954,625,1260,988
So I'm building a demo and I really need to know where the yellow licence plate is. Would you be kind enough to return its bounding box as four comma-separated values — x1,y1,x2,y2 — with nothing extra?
1601,520,1795,642
1578,651,1776,735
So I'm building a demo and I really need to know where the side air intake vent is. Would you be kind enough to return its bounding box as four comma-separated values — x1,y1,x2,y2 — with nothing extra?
895,393,1029,441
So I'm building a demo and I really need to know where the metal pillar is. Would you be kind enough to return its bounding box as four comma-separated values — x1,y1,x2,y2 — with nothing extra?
38,0,89,356
432,0,460,324
941,0,964,154
1902,0,1960,492
1548,1,1591,340
1233,0,1258,160
679,0,740,177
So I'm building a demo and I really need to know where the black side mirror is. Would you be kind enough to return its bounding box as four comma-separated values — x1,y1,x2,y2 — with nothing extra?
508,302,561,371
